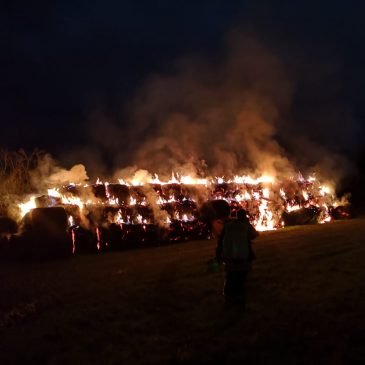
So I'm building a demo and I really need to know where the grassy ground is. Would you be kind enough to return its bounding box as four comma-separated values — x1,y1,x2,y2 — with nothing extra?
1,218,365,364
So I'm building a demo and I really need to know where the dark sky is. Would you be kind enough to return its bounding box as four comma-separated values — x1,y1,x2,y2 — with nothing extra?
2,1,242,149
2,0,365,177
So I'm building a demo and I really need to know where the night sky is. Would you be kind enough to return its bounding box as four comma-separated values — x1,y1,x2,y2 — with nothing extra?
2,1,365,184
3,1,242,150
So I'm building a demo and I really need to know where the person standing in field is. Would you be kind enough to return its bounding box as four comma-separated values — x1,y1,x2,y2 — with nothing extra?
216,208,259,309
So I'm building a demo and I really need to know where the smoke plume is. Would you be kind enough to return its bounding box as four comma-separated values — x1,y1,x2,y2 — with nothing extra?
66,28,358,189
29,154,89,189
118,34,295,180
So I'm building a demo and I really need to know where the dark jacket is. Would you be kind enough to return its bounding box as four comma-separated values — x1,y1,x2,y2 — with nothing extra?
216,218,258,271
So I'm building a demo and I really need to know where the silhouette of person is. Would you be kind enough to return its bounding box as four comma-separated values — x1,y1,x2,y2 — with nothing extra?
216,209,259,309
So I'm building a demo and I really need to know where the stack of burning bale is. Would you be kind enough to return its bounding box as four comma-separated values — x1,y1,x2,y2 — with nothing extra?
0,175,351,260
34,182,211,255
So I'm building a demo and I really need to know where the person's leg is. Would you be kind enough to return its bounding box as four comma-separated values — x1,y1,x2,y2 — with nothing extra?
236,270,247,309
224,270,237,307
224,270,246,309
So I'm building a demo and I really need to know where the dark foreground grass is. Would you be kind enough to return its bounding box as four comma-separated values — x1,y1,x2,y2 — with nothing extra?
1,218,365,364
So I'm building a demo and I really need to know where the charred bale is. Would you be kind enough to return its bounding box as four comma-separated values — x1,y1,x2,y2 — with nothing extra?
212,182,229,197
135,205,154,222
141,224,159,244
182,219,209,241
168,221,186,242
92,184,107,200
178,200,198,216
63,205,82,225
199,199,231,224
71,226,98,254
129,186,147,205
106,184,130,205
159,202,176,219
62,184,96,201
181,185,210,204
162,183,182,200
330,205,351,220
35,195,62,208
85,206,109,227
14,207,73,259
149,183,162,195
282,206,320,226
122,224,145,247
101,223,125,251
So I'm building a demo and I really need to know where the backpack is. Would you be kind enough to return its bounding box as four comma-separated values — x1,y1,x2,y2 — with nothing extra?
222,220,250,261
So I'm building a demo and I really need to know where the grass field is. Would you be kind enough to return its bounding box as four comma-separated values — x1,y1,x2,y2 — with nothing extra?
1,218,365,364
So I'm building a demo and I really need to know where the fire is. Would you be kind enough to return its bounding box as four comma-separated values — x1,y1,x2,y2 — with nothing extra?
61,196,85,210
319,185,331,196
48,188,61,198
115,209,124,224
234,192,251,201
180,175,208,185
68,215,75,227
232,175,275,185
286,204,301,212
255,199,275,231
19,196,37,218
17,171,348,234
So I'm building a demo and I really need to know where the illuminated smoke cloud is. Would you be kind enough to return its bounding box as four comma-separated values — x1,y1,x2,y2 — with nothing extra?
115,34,295,179
30,154,89,189
84,30,353,188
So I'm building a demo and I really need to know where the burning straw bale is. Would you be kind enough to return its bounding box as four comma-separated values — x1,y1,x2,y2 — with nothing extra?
7,172,350,259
